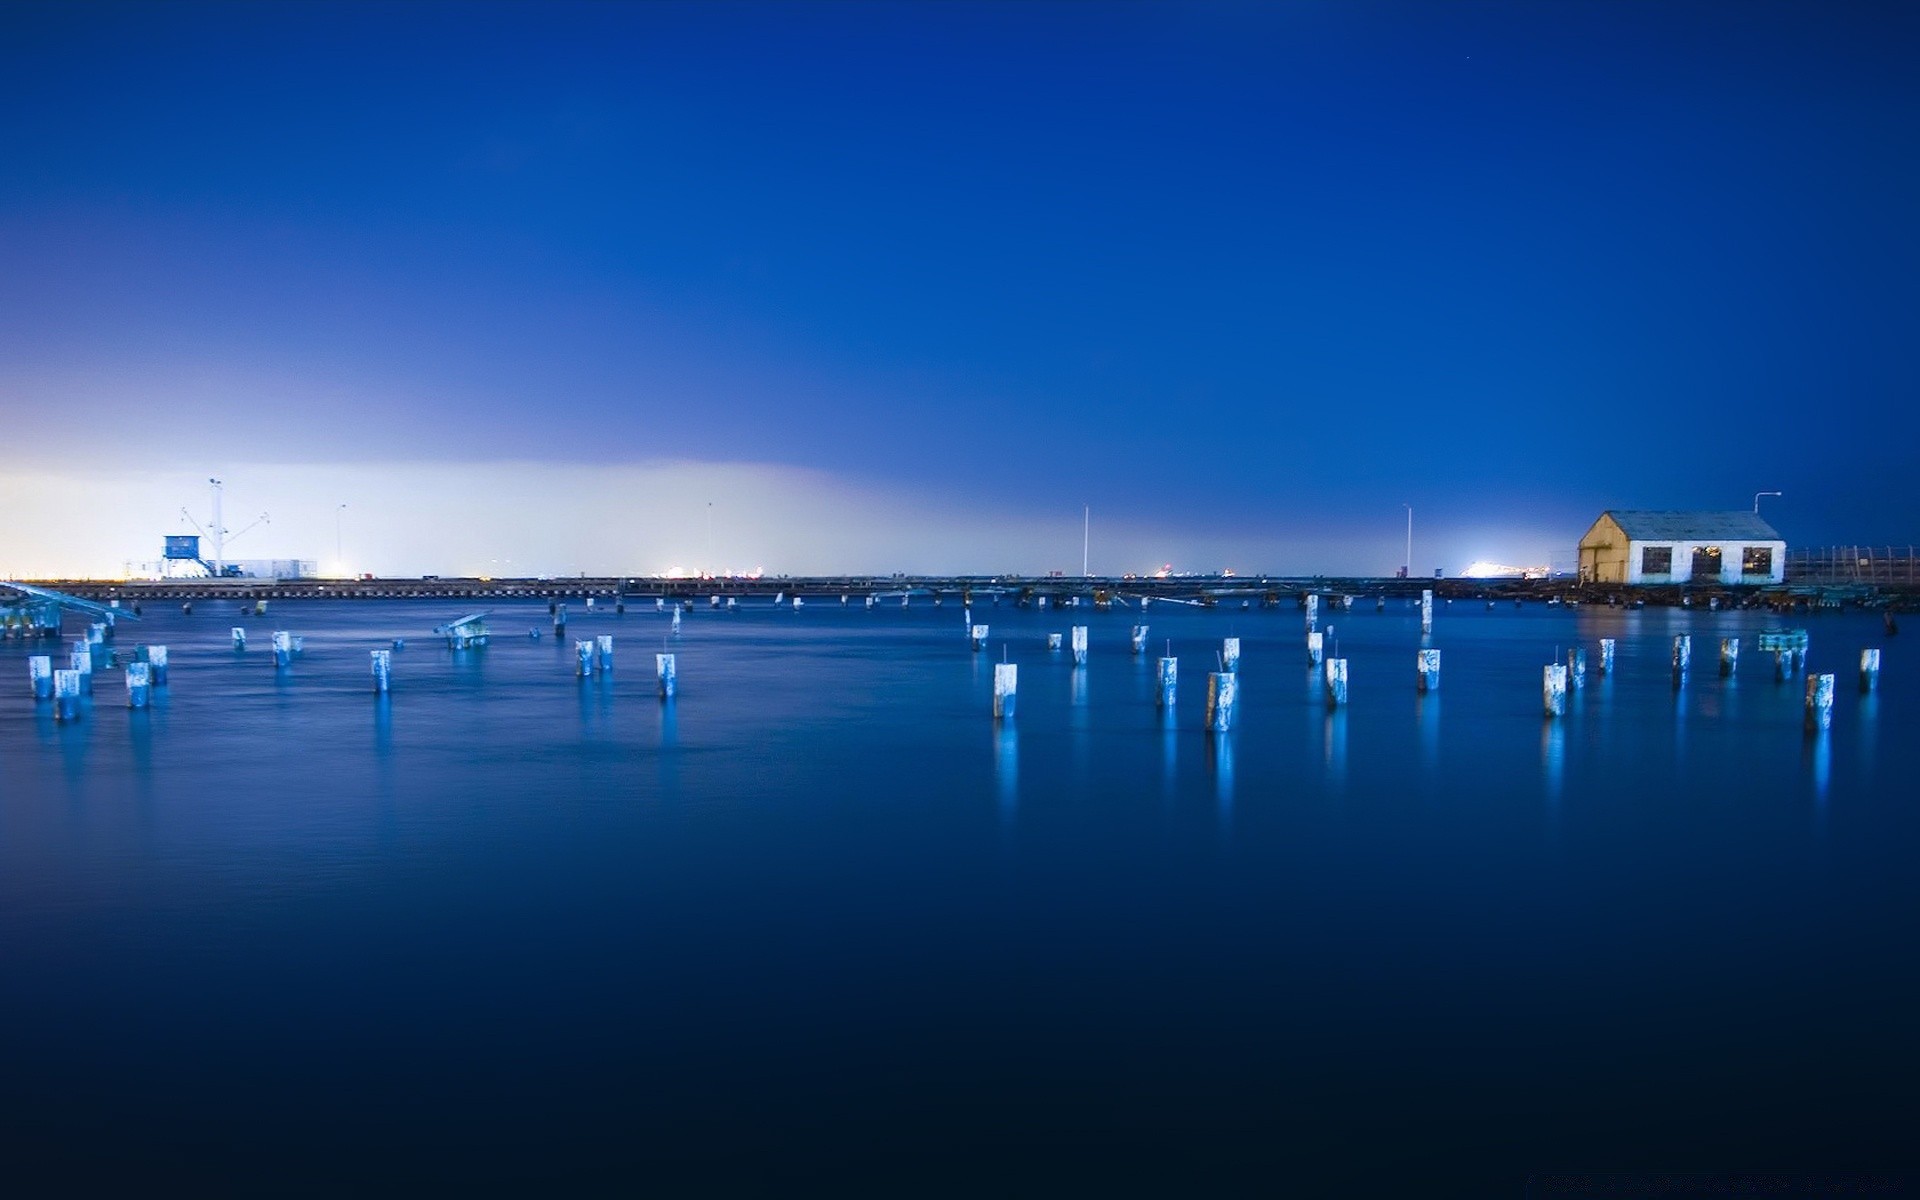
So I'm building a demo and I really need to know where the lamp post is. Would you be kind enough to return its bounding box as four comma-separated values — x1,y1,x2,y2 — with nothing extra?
1404,504,1413,577
1753,491,1782,515
335,503,347,573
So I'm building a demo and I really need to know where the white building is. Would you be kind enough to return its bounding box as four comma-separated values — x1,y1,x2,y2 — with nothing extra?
1577,511,1785,586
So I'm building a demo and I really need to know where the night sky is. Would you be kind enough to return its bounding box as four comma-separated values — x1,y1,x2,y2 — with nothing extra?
3,1,1916,577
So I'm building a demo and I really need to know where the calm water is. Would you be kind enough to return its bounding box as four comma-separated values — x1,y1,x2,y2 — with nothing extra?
1,598,1914,1195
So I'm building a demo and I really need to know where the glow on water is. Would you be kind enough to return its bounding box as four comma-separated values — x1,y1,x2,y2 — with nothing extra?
0,598,1912,1193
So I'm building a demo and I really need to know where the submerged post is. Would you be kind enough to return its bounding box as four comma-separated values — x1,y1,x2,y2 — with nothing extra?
657,653,676,698
1567,647,1587,690
1543,663,1567,718
54,669,81,722
1324,658,1348,708
29,655,53,699
1720,637,1740,678
1805,673,1835,733
1860,648,1881,694
371,649,391,694
125,662,150,709
575,640,595,677
233,626,248,651
971,625,989,652
597,634,614,672
1598,638,1616,675
1222,637,1241,674
1047,633,1062,651
272,631,293,669
1156,656,1177,708
1204,671,1238,732
1306,630,1324,666
1417,648,1440,693
1671,634,1691,681
1131,625,1148,655
993,662,1017,720
1420,589,1434,635
71,642,93,693
1071,625,1089,666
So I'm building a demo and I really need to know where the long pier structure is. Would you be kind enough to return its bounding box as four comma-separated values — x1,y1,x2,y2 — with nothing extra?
10,574,1911,611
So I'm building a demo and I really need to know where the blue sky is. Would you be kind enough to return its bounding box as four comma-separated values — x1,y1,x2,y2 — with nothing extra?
3,1,1916,576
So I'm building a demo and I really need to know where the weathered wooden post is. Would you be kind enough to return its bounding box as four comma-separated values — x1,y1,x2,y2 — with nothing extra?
1304,593,1319,633
1222,637,1240,674
575,640,595,677
1567,647,1587,690
30,655,54,698
232,627,247,651
53,669,81,722
993,662,1017,720
657,653,676,698
585,596,595,613
71,642,93,694
1306,630,1324,666
1204,671,1238,732
371,649,391,694
145,645,168,686
1543,663,1567,718
726,597,737,611
1420,590,1434,635
1131,625,1148,655
1047,633,1063,651
1720,638,1739,678
1804,673,1834,733
272,631,293,669
1071,626,1089,666
595,634,613,672
1598,638,1615,674
1156,656,1177,708
655,598,665,612
671,606,682,636
1324,658,1348,708
865,595,875,609
124,663,151,709
1671,634,1690,682
1775,649,1792,682
971,625,989,652
793,596,804,610
1860,648,1881,693
554,604,568,637
1417,648,1440,693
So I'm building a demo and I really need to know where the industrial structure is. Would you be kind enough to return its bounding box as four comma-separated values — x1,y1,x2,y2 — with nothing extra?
1577,511,1786,586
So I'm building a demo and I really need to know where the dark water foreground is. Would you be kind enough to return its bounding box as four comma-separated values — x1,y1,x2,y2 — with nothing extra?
1,600,1913,1196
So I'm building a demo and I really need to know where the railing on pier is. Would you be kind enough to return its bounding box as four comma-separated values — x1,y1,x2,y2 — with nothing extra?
1787,546,1920,585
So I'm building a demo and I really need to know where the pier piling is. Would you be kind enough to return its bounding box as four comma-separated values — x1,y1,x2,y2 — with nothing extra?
1222,637,1240,674
1131,625,1148,656
29,655,52,699
1157,656,1177,708
272,631,293,669
1543,663,1567,718
1599,638,1615,674
1720,638,1739,678
1805,673,1835,733
125,663,150,709
657,653,676,698
147,645,168,685
576,640,595,677
1860,648,1881,693
53,669,81,722
372,649,391,694
1071,626,1088,667
1047,633,1062,651
1568,647,1587,690
232,627,246,651
993,663,1017,720
1672,635,1691,683
1204,671,1238,732
1306,630,1324,666
1417,648,1440,693
971,625,989,652
1324,658,1349,708
1421,590,1434,635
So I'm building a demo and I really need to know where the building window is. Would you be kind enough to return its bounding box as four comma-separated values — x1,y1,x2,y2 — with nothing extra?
1691,546,1723,578
1641,546,1672,574
1743,547,1773,576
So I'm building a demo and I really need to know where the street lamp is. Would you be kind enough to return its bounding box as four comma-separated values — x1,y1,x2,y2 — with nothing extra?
1403,504,1413,578
1753,491,1782,515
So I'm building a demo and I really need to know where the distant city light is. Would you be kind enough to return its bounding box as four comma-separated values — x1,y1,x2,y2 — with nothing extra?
1463,560,1550,580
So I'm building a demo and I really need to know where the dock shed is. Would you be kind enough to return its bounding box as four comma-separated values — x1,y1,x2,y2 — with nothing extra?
1578,511,1785,586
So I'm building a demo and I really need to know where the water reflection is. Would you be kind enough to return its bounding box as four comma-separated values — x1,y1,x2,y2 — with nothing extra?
1160,704,1178,801
1542,718,1565,803
1070,666,1087,710
1808,729,1831,805
994,723,1018,823
1416,694,1440,779
1206,732,1233,828
1323,709,1347,788
373,694,393,753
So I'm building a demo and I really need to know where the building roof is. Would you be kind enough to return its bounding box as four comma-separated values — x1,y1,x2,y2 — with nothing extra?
1603,511,1782,541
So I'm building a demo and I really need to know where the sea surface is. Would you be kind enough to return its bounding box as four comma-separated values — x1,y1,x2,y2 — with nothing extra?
1,597,1913,1196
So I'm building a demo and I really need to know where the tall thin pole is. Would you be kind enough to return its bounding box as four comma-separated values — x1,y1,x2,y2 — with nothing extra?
335,503,346,567
706,502,713,577
1753,490,1781,514
210,478,225,578
1404,504,1413,576
1083,505,1090,577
